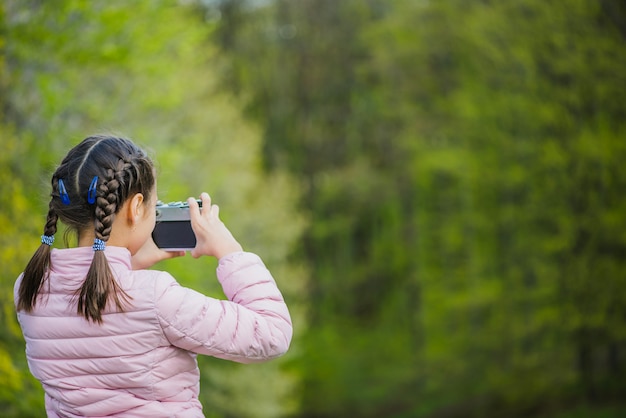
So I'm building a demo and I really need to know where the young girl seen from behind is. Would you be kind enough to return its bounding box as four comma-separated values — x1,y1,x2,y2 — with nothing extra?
14,135,292,417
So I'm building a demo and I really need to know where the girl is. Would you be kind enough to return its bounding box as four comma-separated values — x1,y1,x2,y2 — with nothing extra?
14,135,292,417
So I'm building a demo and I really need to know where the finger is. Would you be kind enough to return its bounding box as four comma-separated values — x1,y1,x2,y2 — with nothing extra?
158,250,185,261
200,192,211,214
187,197,201,218
211,204,220,218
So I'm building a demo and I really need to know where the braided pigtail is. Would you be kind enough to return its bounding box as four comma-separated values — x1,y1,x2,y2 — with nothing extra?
77,166,130,323
18,179,60,312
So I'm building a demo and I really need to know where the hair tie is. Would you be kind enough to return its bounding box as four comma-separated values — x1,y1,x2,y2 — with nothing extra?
58,179,70,205
92,238,106,251
87,176,98,204
41,235,55,246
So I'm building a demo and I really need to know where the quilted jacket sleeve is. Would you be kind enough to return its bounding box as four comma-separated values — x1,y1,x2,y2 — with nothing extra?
155,252,293,363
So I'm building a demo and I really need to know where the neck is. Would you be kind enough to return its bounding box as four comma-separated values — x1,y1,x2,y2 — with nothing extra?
78,232,96,248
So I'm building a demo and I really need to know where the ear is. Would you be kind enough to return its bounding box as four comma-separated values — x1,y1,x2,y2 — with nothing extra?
127,193,145,225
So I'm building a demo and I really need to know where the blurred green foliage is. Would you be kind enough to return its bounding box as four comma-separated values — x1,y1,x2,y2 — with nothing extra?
2,0,626,417
209,0,626,417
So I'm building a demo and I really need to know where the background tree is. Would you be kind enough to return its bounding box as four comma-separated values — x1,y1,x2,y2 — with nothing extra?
209,0,626,416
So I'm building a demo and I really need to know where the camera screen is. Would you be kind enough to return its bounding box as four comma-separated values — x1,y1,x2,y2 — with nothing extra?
152,221,196,250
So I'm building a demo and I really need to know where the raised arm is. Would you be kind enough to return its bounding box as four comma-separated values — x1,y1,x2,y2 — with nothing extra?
156,252,292,363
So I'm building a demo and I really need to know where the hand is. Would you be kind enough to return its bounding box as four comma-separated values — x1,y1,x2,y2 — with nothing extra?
188,192,243,259
131,237,185,270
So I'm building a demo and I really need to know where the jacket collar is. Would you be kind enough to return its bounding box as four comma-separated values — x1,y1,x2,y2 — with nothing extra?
50,246,133,275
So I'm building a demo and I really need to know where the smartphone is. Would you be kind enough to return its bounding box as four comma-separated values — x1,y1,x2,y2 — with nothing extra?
152,200,201,251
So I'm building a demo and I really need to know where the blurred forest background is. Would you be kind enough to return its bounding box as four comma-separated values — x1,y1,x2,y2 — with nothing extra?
1,0,625,417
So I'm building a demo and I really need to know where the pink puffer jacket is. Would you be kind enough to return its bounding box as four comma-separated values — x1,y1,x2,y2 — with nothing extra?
14,246,292,417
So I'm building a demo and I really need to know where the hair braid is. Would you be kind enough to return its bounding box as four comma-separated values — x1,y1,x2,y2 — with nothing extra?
18,178,61,312
44,177,60,237
94,168,120,242
79,159,135,323
115,157,135,201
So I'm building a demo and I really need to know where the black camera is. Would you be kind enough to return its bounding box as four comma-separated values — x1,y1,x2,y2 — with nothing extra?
152,200,201,251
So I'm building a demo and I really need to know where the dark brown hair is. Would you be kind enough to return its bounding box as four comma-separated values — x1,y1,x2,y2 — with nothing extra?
17,135,155,323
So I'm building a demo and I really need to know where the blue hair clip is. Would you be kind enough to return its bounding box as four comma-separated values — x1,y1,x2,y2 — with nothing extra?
93,238,106,251
58,179,70,205
87,176,98,204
